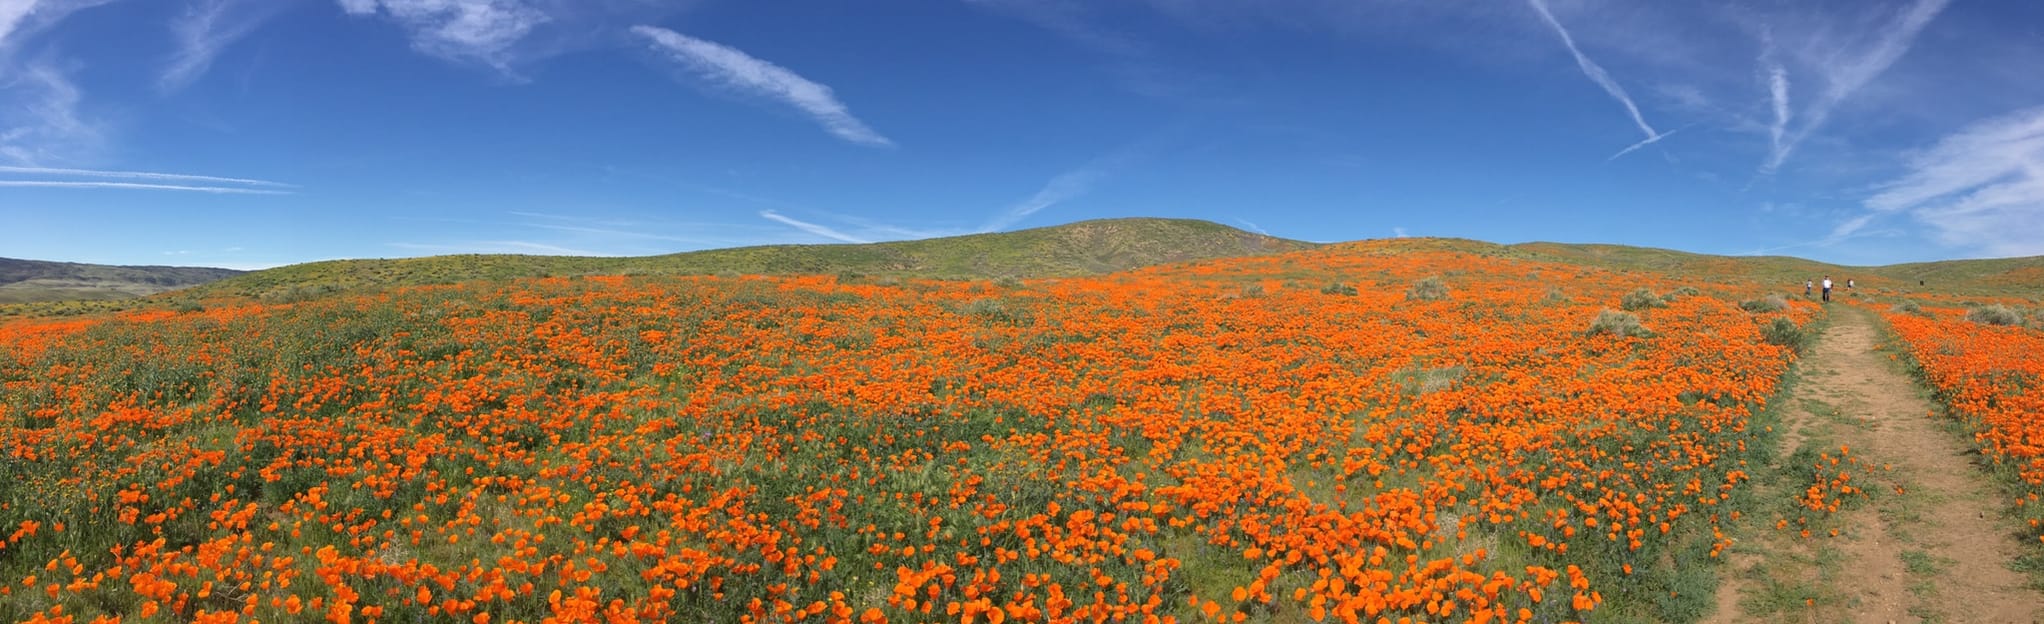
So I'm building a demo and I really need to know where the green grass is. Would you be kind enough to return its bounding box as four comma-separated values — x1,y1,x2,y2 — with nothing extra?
182,218,1316,301
1509,241,2044,298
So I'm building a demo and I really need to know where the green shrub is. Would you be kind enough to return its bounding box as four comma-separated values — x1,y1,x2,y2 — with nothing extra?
994,275,1024,289
1739,294,1788,313
1967,304,2023,326
1621,288,1666,311
1239,283,1266,298
1665,286,1701,302
1406,277,1450,302
1322,282,1358,296
1761,317,1806,351
1891,300,1924,315
1587,309,1650,338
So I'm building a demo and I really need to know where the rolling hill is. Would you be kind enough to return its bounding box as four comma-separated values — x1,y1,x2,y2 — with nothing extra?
0,258,243,304
1507,241,2044,296
184,218,1316,300
8,218,2041,310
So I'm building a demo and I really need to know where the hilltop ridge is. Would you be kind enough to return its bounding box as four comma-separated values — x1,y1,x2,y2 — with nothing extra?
185,217,1315,300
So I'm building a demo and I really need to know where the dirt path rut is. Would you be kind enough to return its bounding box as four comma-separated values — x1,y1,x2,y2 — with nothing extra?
1709,305,2040,624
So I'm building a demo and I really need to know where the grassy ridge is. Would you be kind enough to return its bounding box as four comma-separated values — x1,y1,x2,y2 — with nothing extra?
185,218,1315,300
1510,242,2044,297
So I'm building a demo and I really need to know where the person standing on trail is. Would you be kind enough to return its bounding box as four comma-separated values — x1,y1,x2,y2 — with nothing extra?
1847,278,1854,290
1821,276,1833,303
1806,279,1813,297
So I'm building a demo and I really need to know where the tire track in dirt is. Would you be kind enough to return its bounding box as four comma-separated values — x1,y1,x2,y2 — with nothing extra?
1709,306,2040,624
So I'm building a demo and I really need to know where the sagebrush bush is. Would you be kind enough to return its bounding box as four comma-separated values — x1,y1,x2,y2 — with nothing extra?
1739,294,1788,313
1967,304,2023,326
1587,309,1651,338
1621,288,1666,311
1762,317,1805,351
1891,300,1923,315
1322,282,1358,296
1407,277,1450,302
1665,286,1701,302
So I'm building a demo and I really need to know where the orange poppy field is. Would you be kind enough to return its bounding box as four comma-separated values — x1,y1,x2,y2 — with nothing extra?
1,244,1828,623
1881,303,2044,535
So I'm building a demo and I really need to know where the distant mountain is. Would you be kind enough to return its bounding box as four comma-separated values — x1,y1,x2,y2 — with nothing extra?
0,258,244,304
185,218,1318,300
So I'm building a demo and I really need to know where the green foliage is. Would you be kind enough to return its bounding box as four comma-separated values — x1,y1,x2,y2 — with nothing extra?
1406,276,1450,301
1892,300,1925,315
1587,309,1651,338
1740,294,1789,313
1762,317,1807,351
1621,288,1667,311
1321,282,1358,296
182,218,1316,301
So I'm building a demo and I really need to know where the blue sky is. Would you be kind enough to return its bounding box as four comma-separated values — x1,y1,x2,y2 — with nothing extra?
3,0,2042,270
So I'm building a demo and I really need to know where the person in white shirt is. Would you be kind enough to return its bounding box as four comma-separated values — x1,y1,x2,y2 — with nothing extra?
1821,276,1833,303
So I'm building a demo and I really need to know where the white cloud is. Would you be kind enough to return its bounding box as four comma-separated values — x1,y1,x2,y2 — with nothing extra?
337,0,550,71
1393,227,1409,238
759,210,870,244
0,180,289,193
632,25,893,147
980,165,1107,233
1762,0,1950,173
0,164,292,187
0,60,100,164
979,139,1152,233
1758,35,1790,160
1855,106,2044,257
0,1,36,48
1525,0,1661,143
161,0,283,92
387,240,603,255
1608,124,1689,161
0,1,114,51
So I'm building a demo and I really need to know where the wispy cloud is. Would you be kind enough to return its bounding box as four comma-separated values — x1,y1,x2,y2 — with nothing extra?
980,166,1108,233
963,0,1190,98
1525,0,1661,144
161,0,283,92
1393,227,1410,239
1607,123,1692,161
0,180,290,193
979,139,1153,233
1761,0,1950,173
1760,38,1790,162
0,165,292,187
0,1,36,48
0,60,101,164
336,0,550,71
1851,106,2044,257
632,25,893,147
1234,219,1268,235
388,240,604,256
759,210,871,244
1,1,115,51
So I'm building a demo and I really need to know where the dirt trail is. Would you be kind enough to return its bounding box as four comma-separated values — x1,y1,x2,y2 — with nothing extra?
1709,306,2040,624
